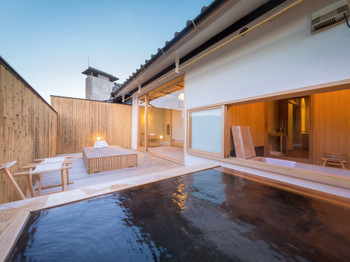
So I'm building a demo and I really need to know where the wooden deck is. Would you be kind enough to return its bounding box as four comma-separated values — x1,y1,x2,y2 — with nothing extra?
148,145,184,163
36,150,183,195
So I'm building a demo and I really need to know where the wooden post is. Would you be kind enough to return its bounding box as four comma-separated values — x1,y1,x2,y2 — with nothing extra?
61,170,67,191
25,174,35,197
1,161,26,200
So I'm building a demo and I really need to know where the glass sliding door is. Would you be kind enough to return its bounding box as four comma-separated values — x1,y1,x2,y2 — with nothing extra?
147,81,184,162
138,96,147,151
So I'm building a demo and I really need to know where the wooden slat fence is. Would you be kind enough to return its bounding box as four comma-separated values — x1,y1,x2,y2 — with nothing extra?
51,96,132,154
0,58,57,203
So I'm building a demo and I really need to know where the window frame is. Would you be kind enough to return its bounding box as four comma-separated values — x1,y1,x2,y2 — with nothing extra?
187,105,227,158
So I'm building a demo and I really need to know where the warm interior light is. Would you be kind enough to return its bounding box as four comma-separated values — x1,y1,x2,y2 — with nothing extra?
301,98,306,133
178,92,184,101
96,137,101,141
159,135,163,139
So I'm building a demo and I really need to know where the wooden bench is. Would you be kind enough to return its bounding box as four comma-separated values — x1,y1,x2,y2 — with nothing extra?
322,152,347,169
21,156,74,195
83,146,137,174
15,161,72,196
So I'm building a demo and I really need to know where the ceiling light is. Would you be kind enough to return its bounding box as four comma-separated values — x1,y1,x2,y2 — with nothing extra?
178,92,184,101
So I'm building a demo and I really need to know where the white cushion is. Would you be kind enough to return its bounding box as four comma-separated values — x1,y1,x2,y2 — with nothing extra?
32,162,63,174
266,157,296,168
94,140,109,148
42,157,66,164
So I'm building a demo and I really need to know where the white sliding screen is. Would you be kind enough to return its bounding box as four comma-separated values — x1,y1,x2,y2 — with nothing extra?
188,106,224,157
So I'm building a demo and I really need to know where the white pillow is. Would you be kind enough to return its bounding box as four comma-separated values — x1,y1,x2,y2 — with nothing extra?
94,140,109,148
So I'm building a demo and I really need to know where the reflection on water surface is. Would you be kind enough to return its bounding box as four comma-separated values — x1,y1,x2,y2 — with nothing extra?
8,169,350,261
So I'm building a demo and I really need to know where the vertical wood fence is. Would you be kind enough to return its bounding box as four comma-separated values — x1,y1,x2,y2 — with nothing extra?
51,96,132,154
0,58,57,203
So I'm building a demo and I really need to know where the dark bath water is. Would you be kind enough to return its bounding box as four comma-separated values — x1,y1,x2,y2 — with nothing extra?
7,169,350,261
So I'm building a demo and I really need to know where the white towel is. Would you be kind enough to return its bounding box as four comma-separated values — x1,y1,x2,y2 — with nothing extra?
265,157,296,168
42,157,66,164
32,162,63,174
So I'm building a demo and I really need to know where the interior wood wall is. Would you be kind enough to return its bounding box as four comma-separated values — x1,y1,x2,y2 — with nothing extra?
227,88,350,168
52,96,132,154
312,89,350,168
227,102,266,151
171,110,184,140
0,63,57,203
148,107,171,143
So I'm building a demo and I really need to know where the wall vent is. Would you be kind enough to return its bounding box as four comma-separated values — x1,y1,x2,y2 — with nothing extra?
311,0,349,33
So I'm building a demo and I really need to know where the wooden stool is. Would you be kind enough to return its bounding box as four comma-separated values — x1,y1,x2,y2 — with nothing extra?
322,152,347,169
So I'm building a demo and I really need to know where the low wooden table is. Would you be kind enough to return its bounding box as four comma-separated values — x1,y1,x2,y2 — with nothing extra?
268,132,287,155
83,146,137,174
148,134,160,147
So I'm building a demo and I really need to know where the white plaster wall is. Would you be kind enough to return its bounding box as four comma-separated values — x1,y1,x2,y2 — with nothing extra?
184,0,350,168
128,0,350,196
185,0,350,109
85,75,114,101
131,97,138,149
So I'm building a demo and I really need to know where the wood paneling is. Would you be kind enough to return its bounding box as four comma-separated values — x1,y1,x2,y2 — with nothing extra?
171,139,184,148
51,96,132,154
227,102,265,151
148,107,171,143
312,89,350,169
231,126,256,159
171,110,184,140
0,63,57,203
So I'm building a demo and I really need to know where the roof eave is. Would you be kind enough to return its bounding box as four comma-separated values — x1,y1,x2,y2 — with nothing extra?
115,0,289,102
116,0,228,96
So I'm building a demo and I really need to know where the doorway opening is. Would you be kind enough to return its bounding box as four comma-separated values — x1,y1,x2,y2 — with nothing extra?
138,76,185,163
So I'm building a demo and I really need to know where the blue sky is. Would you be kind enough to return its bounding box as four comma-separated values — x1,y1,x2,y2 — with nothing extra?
0,0,213,102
